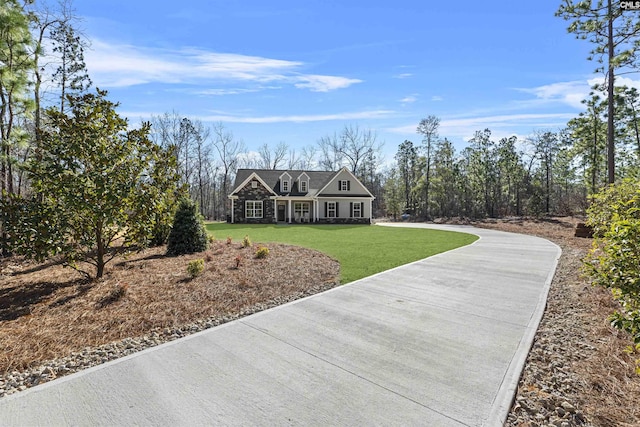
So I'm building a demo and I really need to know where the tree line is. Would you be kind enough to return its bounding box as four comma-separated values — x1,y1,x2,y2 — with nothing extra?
2,0,640,277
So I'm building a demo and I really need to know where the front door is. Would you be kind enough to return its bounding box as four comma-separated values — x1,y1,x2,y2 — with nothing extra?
277,204,285,221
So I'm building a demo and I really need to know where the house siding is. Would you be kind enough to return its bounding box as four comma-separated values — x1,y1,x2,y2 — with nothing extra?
233,183,275,224
316,199,371,224
230,168,373,225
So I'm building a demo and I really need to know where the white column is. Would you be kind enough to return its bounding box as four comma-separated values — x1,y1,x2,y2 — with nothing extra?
231,199,234,223
288,199,292,223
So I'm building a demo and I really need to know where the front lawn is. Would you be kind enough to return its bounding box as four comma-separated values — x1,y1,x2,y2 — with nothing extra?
205,223,478,284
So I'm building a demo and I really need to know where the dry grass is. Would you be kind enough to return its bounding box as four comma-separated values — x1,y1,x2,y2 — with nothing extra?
0,240,339,374
471,216,640,426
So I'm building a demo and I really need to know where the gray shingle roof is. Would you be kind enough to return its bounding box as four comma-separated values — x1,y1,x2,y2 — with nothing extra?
233,169,336,196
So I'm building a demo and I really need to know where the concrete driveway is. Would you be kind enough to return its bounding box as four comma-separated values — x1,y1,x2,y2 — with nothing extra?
0,224,560,426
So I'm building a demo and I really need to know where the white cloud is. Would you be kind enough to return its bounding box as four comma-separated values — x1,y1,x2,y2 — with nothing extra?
387,113,574,140
517,76,640,110
194,87,280,96
516,80,591,109
431,95,443,102
393,73,413,79
202,109,395,124
85,40,361,92
293,75,362,92
588,75,640,91
399,95,417,104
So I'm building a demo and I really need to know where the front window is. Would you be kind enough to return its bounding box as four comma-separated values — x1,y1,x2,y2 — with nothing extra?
353,203,362,218
327,201,337,218
245,201,263,218
282,180,289,191
300,180,307,192
294,202,310,221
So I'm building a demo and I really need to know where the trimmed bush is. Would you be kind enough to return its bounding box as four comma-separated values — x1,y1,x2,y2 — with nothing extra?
187,258,205,278
255,246,269,259
166,198,208,256
242,235,252,248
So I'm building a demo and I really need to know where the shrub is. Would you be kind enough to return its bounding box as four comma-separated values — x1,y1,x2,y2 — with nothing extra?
255,246,269,259
226,236,232,245
585,179,640,344
585,180,640,296
166,198,208,256
242,235,252,248
187,258,205,278
234,254,242,269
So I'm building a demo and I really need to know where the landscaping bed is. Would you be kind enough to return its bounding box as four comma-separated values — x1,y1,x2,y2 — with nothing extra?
0,240,339,397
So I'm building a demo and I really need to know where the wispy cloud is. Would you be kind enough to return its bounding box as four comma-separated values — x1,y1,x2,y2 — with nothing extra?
387,112,575,141
193,87,280,96
515,80,591,109
393,73,413,79
399,95,418,104
202,109,395,124
431,95,443,102
85,40,361,92
293,75,362,92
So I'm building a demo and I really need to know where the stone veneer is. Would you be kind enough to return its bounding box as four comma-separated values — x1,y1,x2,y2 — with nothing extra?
316,217,371,225
233,182,276,223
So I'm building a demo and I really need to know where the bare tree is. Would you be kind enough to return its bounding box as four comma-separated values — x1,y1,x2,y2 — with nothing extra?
257,142,288,169
317,133,343,171
287,147,300,169
300,145,317,170
212,122,243,217
150,112,200,189
339,124,381,174
191,121,211,216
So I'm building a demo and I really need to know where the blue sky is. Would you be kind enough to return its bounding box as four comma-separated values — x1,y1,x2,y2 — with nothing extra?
70,0,619,161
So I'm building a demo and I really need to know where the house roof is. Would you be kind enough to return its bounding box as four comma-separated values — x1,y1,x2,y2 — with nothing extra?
232,169,337,197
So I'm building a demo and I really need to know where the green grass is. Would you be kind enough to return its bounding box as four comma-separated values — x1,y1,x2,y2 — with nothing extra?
205,223,478,284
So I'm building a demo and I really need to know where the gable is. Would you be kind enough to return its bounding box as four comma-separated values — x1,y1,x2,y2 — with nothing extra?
317,167,374,198
229,171,276,196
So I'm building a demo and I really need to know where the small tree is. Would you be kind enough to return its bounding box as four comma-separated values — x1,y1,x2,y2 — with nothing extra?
166,198,208,256
24,89,175,278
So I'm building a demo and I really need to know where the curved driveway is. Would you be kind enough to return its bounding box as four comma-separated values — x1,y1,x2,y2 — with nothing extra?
0,224,560,426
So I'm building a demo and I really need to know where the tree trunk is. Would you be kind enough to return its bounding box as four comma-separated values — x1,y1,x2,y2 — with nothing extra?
607,0,615,184
96,223,105,278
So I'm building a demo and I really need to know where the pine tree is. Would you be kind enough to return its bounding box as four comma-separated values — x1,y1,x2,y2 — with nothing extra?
166,198,208,256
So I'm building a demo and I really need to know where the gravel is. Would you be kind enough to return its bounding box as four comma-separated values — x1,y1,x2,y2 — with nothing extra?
505,244,595,426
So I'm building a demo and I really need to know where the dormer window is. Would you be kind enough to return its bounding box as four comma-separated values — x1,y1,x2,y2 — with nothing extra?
282,180,289,192
300,180,307,192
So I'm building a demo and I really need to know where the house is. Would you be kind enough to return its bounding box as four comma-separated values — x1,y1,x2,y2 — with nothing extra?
228,167,375,224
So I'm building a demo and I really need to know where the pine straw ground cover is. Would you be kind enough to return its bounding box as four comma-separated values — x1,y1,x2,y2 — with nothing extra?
0,240,339,376
467,217,640,427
